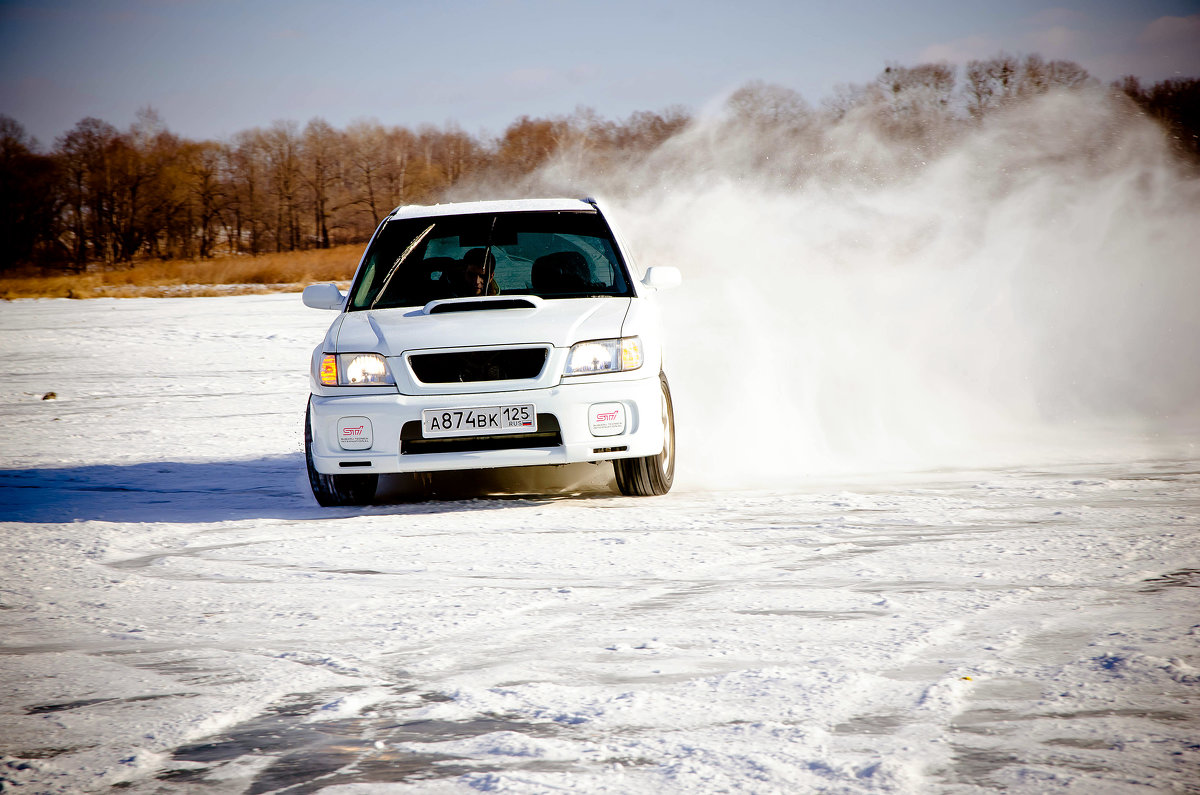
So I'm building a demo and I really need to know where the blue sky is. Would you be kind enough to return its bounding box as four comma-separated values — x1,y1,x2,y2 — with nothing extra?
2,0,1198,147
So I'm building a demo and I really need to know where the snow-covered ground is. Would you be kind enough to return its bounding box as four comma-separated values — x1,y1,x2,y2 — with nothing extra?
1,294,1198,794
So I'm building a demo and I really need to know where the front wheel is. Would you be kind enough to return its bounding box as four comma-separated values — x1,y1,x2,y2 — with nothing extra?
614,373,675,496
305,401,377,506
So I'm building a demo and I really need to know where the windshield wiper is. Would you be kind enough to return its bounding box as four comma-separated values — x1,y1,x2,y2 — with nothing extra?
368,223,435,310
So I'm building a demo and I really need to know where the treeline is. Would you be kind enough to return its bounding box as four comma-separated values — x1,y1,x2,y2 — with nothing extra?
0,108,687,274
1,53,1196,274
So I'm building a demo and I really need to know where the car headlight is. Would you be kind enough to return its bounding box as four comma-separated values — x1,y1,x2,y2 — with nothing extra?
319,353,395,386
564,337,642,376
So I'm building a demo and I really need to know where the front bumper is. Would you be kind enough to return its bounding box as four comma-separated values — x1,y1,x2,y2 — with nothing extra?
307,374,665,475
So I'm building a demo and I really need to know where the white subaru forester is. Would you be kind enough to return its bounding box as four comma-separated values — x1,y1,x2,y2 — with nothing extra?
302,198,681,506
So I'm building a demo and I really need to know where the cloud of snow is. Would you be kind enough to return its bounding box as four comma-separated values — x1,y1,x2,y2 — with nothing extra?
528,87,1200,484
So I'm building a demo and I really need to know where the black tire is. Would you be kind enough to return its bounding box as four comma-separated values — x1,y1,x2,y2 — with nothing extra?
305,401,377,506
614,373,675,496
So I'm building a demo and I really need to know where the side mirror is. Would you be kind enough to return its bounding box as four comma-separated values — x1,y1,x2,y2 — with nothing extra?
642,266,681,290
302,283,345,310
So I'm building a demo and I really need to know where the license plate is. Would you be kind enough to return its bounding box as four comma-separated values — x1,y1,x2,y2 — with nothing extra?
421,404,537,438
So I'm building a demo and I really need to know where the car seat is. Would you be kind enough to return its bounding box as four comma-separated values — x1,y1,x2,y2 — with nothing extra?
531,251,591,294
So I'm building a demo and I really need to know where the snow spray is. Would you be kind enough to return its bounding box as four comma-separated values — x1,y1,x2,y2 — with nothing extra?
482,88,1200,486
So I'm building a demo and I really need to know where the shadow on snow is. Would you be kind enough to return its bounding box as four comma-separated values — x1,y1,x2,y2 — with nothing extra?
0,455,618,523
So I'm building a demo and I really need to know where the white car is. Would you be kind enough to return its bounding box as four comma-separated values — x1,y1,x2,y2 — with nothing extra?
302,198,681,506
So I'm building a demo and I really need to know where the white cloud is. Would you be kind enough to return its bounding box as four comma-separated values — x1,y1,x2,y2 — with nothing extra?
504,67,555,88
1026,24,1087,58
1122,14,1200,80
1137,14,1200,47
917,35,997,65
915,11,1200,84
567,64,600,84
1025,7,1088,28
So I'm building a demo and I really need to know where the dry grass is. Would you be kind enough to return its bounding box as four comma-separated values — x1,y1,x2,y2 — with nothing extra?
0,245,362,299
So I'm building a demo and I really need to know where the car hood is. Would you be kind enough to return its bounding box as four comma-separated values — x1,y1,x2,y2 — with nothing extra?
333,297,632,354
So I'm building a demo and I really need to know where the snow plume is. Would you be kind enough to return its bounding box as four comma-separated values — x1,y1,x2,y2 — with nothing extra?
496,87,1200,484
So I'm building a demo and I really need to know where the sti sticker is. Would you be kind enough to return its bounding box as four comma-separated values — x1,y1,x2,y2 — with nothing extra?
337,417,373,450
589,403,625,437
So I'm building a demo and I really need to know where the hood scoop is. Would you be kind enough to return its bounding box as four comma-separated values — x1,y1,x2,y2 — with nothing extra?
425,296,542,314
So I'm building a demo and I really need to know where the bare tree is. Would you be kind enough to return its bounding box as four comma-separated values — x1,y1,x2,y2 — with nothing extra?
965,53,1021,118
1117,75,1200,164
128,109,192,261
301,117,341,248
0,116,59,271
966,53,1091,118
183,140,227,258
343,120,390,228
494,115,572,177
227,129,269,254
381,125,414,213
727,81,810,129
261,120,303,251
55,117,119,269
613,107,690,151
877,62,955,113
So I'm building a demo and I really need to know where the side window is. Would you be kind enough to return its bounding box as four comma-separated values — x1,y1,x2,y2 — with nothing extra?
351,261,376,307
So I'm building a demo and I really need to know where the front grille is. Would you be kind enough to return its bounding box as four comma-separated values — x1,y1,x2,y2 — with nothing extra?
409,348,547,383
401,415,562,455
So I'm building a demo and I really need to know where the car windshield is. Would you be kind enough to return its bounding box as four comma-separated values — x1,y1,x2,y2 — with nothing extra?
347,210,635,311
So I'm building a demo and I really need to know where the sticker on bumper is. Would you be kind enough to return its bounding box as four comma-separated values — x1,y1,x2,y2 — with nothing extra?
589,402,626,436
337,417,373,450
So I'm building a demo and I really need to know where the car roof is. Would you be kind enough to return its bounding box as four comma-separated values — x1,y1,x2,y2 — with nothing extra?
385,198,596,221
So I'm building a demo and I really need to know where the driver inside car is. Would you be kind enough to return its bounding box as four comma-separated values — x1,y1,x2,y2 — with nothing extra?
455,248,500,297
